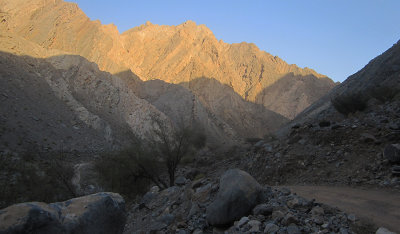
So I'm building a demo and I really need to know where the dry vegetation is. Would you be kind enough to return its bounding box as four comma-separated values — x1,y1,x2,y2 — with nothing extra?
0,151,75,209
331,85,400,116
95,118,206,200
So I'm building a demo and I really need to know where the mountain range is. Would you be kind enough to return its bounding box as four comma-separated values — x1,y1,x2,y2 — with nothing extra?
0,0,336,151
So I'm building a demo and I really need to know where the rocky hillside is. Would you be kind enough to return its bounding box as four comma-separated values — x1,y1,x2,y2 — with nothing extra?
246,40,400,190
0,0,335,133
291,40,400,125
0,31,170,152
122,22,336,119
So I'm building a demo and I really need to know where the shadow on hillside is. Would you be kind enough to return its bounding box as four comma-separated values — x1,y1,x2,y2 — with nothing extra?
0,50,290,154
112,72,290,138
182,77,290,136
255,73,336,119
0,51,141,153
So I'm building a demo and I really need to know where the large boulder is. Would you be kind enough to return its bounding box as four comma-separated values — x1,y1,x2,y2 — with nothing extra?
0,192,126,234
206,169,262,226
384,144,400,163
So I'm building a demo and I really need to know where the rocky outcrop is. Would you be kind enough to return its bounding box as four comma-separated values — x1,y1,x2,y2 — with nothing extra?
206,169,262,226
0,192,126,234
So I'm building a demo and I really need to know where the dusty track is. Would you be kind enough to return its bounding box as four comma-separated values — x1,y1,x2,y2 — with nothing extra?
284,186,400,233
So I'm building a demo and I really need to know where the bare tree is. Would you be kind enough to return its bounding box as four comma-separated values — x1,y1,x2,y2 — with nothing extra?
147,115,205,187
96,115,206,196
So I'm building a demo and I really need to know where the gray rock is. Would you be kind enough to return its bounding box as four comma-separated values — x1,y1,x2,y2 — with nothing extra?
150,186,160,193
140,190,157,208
237,216,249,227
272,210,285,220
177,230,187,234
0,192,126,234
388,122,400,130
279,187,291,196
186,168,201,180
193,183,212,203
311,206,324,216
321,223,330,229
360,133,378,143
392,166,400,175
192,229,203,234
248,220,261,232
158,214,175,225
149,222,167,231
175,176,187,186
376,227,397,234
264,223,279,233
347,213,356,222
319,121,331,127
287,224,301,234
340,227,349,234
264,143,273,152
287,197,301,208
283,213,298,225
384,144,400,163
252,204,273,216
205,169,262,226
188,202,200,219
298,139,307,145
254,140,265,148
312,215,324,225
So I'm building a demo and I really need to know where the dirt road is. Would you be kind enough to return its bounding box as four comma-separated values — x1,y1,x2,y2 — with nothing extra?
283,186,400,233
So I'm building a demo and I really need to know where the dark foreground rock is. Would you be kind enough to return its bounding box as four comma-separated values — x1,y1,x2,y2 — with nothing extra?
124,169,374,233
206,169,262,226
0,192,126,234
384,144,400,163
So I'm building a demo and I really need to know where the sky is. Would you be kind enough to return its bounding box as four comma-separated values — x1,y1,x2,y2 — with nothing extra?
69,0,400,82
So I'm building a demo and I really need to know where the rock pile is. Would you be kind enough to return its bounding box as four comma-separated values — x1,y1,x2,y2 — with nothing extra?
245,99,400,189
124,169,359,233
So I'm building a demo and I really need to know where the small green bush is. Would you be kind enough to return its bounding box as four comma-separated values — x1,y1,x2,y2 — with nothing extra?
331,92,368,115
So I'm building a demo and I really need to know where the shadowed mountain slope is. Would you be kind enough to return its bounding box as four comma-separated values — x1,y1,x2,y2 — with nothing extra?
120,21,336,119
292,39,400,124
0,0,335,121
0,32,170,152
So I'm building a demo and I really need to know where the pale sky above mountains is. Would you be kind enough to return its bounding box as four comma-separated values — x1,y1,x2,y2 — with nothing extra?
69,0,400,82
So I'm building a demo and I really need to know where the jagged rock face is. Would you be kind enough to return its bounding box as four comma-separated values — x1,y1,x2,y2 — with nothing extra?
0,192,126,234
0,0,134,76
0,0,285,141
121,22,333,98
0,31,169,152
0,0,335,123
122,21,336,119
